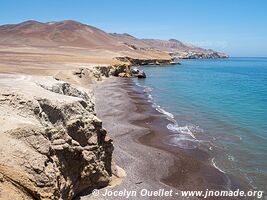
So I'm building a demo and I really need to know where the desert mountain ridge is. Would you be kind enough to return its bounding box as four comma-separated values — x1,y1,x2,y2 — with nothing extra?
0,20,229,200
111,33,212,53
0,20,124,50
0,20,228,59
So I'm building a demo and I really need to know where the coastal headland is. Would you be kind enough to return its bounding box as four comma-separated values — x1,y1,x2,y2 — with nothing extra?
0,20,230,200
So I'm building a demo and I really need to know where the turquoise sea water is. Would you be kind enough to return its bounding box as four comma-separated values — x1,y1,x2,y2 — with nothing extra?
135,57,267,192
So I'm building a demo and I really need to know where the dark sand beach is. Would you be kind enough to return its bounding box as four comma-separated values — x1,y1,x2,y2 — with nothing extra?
81,77,239,200
0,5,265,198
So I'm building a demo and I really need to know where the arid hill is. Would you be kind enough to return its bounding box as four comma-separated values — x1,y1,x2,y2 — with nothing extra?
0,20,227,60
0,20,127,50
111,33,210,53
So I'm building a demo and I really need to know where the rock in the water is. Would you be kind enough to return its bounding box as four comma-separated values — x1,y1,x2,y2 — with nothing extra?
130,68,146,78
137,71,146,78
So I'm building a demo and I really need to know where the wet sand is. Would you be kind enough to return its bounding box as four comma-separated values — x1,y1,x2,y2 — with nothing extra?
82,77,238,200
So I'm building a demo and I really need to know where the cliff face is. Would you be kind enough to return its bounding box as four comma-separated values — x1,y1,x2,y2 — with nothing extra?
115,56,178,66
0,74,114,199
72,64,132,80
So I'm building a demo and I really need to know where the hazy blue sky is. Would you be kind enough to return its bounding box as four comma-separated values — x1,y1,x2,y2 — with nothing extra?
1,0,266,56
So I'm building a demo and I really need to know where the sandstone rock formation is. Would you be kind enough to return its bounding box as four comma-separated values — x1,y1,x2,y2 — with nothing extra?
72,64,132,80
0,74,114,200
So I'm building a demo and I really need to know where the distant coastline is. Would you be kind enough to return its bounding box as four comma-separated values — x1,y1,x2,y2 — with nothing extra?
0,20,238,199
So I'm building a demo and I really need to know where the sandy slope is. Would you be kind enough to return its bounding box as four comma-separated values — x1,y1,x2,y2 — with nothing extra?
0,20,171,65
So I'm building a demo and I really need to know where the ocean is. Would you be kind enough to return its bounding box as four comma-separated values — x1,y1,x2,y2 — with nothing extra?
134,57,267,192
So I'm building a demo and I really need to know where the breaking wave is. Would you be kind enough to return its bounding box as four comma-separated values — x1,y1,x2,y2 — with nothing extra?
211,157,226,173
167,123,197,139
135,81,201,140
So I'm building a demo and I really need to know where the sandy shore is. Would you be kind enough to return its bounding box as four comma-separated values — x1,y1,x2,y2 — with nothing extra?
80,77,238,200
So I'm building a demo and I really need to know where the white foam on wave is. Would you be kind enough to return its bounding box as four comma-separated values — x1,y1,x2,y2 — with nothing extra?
211,157,226,173
135,82,155,103
153,105,175,120
166,135,198,149
143,86,153,93
211,158,233,190
167,123,197,139
147,94,153,101
134,80,202,142
135,82,142,87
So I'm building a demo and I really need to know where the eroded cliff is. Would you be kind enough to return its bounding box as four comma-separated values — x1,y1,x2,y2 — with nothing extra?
0,74,115,199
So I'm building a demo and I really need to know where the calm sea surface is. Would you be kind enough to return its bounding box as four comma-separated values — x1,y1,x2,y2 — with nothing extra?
135,57,267,192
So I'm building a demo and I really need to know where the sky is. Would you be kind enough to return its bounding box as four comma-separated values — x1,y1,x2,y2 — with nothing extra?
0,0,266,57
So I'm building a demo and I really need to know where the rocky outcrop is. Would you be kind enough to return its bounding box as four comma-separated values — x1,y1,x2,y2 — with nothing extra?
0,75,114,199
115,56,180,66
72,64,132,80
111,64,132,77
170,51,229,59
